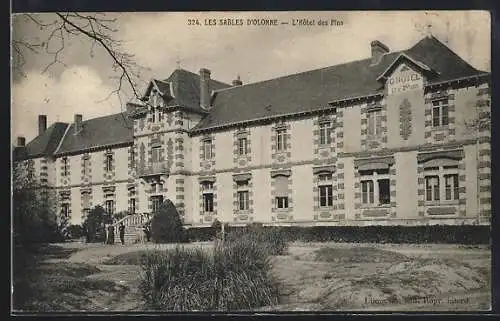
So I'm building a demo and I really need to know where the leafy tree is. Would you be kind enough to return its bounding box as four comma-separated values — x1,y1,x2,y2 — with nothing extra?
12,160,63,245
150,199,186,243
82,205,112,243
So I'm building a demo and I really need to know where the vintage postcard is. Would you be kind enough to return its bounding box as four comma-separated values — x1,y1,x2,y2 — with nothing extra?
11,11,491,313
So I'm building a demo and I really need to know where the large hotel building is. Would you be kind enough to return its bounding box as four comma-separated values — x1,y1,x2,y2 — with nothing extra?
13,35,491,231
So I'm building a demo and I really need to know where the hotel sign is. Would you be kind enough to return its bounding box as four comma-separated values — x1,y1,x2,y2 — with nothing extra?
387,64,424,95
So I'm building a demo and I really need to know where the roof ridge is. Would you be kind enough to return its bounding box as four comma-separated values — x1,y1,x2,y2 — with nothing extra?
213,51,403,95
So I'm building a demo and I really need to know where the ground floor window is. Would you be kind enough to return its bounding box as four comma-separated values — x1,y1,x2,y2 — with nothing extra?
276,196,289,209
105,200,114,215
129,198,136,214
203,193,214,212
151,195,163,213
61,203,70,218
424,166,459,203
238,191,249,210
360,169,390,206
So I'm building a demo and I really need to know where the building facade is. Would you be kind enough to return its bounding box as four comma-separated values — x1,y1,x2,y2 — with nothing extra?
13,36,491,228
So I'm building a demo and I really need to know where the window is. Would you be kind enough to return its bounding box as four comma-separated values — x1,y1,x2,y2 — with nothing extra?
238,191,249,210
276,129,287,151
361,180,375,204
83,157,90,176
425,176,440,201
238,137,248,156
317,172,333,207
276,196,289,209
360,168,391,206
319,122,333,145
82,193,91,211
152,195,164,213
319,185,333,207
203,140,212,160
62,157,69,176
105,154,113,172
61,203,70,218
367,110,382,137
444,174,459,200
130,148,135,168
201,181,214,213
378,179,390,205
152,146,161,163
203,193,214,212
105,200,114,215
129,198,136,214
432,99,449,127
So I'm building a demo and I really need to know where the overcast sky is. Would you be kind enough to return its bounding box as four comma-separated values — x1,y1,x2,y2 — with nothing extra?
11,11,490,144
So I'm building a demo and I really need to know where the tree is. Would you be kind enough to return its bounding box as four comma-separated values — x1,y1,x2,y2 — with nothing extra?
150,199,186,243
12,160,64,245
82,205,112,243
12,13,149,105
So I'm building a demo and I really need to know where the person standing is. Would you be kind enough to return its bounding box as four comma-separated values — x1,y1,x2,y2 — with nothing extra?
108,224,115,245
119,222,125,245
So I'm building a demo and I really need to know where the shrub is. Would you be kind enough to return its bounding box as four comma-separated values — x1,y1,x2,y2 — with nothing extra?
150,199,186,243
226,225,288,256
65,225,84,240
82,206,111,243
139,237,281,311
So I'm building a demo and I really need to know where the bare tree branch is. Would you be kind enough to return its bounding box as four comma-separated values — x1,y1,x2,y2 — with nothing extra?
12,12,148,109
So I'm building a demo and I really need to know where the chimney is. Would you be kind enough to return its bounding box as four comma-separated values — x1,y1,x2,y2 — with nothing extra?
232,75,243,86
74,114,83,134
370,40,390,65
199,68,211,109
17,136,26,147
38,115,47,136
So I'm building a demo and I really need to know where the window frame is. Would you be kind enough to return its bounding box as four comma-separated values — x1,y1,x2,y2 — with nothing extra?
359,168,391,207
105,199,114,215
423,164,460,205
367,109,383,138
62,157,69,177
319,121,332,145
431,99,449,127
276,129,287,151
151,146,161,163
151,195,164,213
238,137,248,156
203,139,212,160
237,190,249,211
275,196,289,209
105,154,113,172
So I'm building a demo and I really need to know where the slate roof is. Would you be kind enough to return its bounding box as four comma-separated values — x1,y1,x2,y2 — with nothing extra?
192,36,488,132
162,69,231,112
55,113,133,155
13,122,69,161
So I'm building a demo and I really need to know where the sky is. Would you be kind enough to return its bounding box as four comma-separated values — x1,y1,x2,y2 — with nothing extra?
11,11,491,144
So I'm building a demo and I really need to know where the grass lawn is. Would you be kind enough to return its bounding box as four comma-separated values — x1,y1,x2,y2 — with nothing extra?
12,241,491,312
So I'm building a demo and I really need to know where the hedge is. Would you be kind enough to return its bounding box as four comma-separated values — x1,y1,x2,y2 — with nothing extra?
185,224,490,244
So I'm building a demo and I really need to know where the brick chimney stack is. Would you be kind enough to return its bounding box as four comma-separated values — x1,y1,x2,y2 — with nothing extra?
17,136,26,147
370,40,390,65
232,75,243,86
74,114,83,134
199,68,211,109
38,115,47,136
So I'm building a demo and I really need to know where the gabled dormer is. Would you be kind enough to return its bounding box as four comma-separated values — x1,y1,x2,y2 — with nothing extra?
377,53,440,95
141,79,176,108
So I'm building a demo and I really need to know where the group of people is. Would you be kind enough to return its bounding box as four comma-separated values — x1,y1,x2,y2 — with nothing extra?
105,222,151,245
105,222,125,245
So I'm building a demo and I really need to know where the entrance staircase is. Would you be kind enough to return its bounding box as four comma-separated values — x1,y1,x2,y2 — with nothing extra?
112,213,153,244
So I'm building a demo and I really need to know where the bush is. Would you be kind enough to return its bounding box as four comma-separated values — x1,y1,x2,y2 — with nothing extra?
226,225,288,256
65,225,84,240
82,206,111,243
139,236,281,311
150,199,186,243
